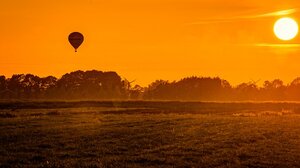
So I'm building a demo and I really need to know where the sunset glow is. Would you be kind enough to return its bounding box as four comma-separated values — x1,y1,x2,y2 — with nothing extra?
0,1,300,86
3,2,300,167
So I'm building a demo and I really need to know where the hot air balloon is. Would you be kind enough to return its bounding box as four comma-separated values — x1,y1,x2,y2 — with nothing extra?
68,32,84,52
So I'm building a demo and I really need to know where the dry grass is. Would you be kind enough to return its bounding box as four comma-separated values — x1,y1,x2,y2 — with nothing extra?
1,102,300,167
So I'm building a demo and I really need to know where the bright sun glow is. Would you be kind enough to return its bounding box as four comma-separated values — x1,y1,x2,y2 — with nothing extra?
274,17,298,41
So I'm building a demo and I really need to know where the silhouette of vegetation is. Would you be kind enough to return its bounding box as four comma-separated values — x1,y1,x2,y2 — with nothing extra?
0,70,126,100
2,70,300,101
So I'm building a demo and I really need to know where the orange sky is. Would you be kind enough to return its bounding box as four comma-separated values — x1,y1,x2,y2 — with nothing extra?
1,0,300,86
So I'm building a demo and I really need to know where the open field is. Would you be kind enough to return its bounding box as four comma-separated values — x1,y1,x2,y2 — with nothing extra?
1,101,300,167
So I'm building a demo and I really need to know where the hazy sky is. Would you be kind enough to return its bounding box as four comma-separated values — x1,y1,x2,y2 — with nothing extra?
1,0,300,86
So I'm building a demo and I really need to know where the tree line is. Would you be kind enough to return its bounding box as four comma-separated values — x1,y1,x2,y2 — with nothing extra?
1,70,300,101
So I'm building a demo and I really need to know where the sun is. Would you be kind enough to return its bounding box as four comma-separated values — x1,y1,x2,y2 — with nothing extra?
274,17,298,41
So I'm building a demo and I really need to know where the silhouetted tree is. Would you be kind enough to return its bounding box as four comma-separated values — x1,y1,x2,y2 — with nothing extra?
7,74,25,98
55,70,125,99
261,79,286,100
21,74,41,99
286,77,300,100
129,85,144,99
4,70,300,101
234,82,259,100
143,77,232,101
143,80,170,100
41,76,57,99
0,76,6,91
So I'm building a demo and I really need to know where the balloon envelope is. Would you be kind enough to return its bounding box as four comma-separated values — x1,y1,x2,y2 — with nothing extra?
68,32,84,52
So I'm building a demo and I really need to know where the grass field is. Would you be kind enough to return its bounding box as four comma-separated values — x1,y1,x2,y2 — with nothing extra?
1,101,300,167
